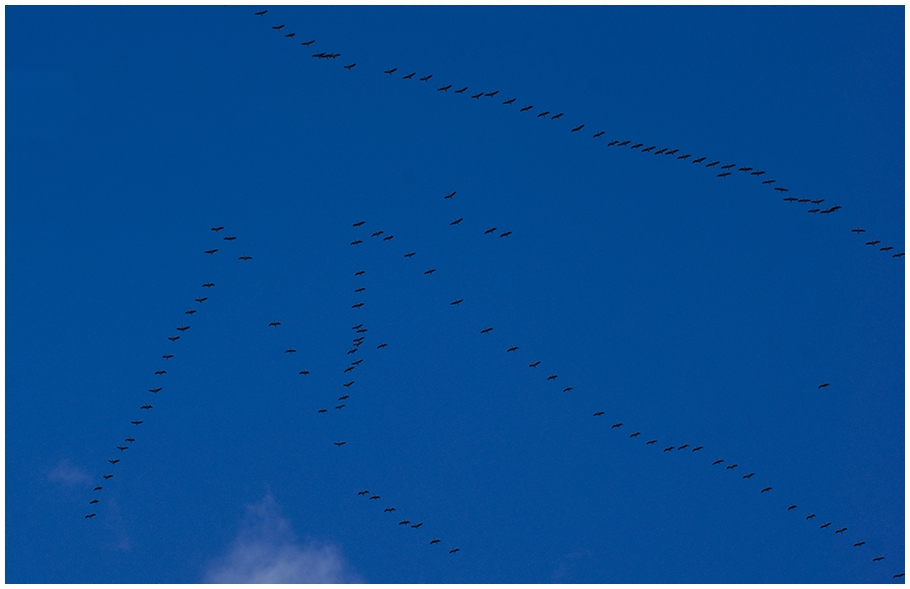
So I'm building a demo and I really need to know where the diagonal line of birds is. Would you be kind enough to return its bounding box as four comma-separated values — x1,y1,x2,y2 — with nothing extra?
80,9,902,584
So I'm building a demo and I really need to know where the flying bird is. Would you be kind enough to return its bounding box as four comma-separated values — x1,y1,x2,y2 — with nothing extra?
108,458,120,465
835,527,847,534
663,446,674,452
692,446,703,452
484,90,499,97
402,72,415,79
547,374,558,380
788,505,797,511
642,146,655,152
743,473,755,479
103,474,113,479
377,343,388,349
503,98,516,105
818,383,830,389
285,33,296,38
520,105,534,112
369,495,380,500
411,523,423,529
90,499,99,504
351,240,362,246
880,246,894,251
450,218,463,225
335,404,345,410
238,256,252,260
430,539,441,544
272,24,285,30
352,303,364,308
419,74,433,81
300,370,311,375
86,513,97,519
301,40,315,46
692,156,706,163
449,548,460,554
168,336,180,342
254,10,267,15
451,299,464,306
455,87,468,93
551,113,564,119
646,440,657,445
717,172,732,178
125,438,135,443
162,354,173,360
339,395,350,401
705,161,720,167
117,445,128,451
211,226,224,232
631,143,643,149
94,486,102,491
203,282,215,287
500,231,512,237
873,557,884,562
571,124,585,132
318,408,327,413
712,459,724,466
155,370,166,375
195,297,208,303
343,63,356,70
563,387,573,392
343,381,354,388
806,514,816,520
751,170,766,176
851,228,865,233
485,227,498,234
820,522,831,529
131,420,143,425
507,346,518,352
141,405,152,410
444,191,456,199
398,520,411,525
471,92,483,99
269,322,281,327
630,432,641,437
866,240,881,246
204,249,218,255
438,85,452,91
176,326,190,332
285,349,296,353
611,423,623,429
384,68,397,75
355,270,365,276
424,269,436,275
762,179,776,185
529,361,540,367
384,507,396,513
721,163,736,169
593,411,605,417
382,235,394,241
334,441,346,447
677,444,689,450
593,131,605,138
726,464,738,470
481,327,493,334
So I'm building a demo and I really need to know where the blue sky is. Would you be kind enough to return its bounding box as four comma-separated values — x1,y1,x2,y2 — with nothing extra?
6,5,905,583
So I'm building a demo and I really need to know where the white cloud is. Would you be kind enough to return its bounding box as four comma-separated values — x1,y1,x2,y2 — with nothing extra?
204,493,362,584
47,458,93,487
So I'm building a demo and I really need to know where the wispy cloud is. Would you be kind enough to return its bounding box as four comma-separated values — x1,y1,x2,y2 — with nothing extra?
204,492,362,583
47,459,93,487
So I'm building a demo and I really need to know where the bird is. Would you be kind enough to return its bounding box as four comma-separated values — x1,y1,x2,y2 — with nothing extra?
355,270,365,276
563,387,573,392
666,149,679,155
866,240,881,246
351,359,363,365
503,98,516,105
155,370,166,375
743,473,755,479
103,474,113,479
357,490,369,496
455,87,468,93
312,52,328,58
85,513,97,519
352,303,364,308
810,199,824,204
547,374,558,380
481,327,493,334
783,196,797,202
402,72,415,79
593,131,605,138
285,349,296,354
430,539,441,545
343,381,354,388
835,527,847,534
692,156,706,163
642,145,656,152
712,459,724,466
854,542,865,547
176,326,190,332
500,231,512,237
537,111,551,118
149,388,162,393
774,187,789,193
131,420,142,425
806,514,816,520
347,349,357,355
438,85,452,91
411,523,423,529
369,495,380,500
484,90,499,97
692,446,703,452
738,167,752,172
471,92,483,99
285,33,296,38
301,40,315,46
618,140,631,146
717,172,732,177
300,370,311,375
162,354,173,360
195,297,207,303
109,459,119,465
90,499,99,504
820,522,831,529
335,404,345,410
677,444,689,450
751,170,766,176
762,179,776,185
344,366,354,373
552,113,564,119
94,486,102,491
382,235,394,241
726,464,738,470
593,411,605,417
125,438,135,443
272,24,285,30
377,343,388,349
117,445,128,451
611,423,623,429
403,252,417,259
141,405,152,410
529,361,540,367
485,227,498,234
384,507,396,513
204,249,218,255
520,105,533,112
705,161,720,167
211,226,224,232
398,520,411,525
507,346,518,352
254,10,267,15
449,548,460,554
663,446,674,452
318,408,327,413
334,441,346,447
721,163,736,169
350,240,363,246
873,557,885,562
451,299,464,306
894,252,906,258
654,148,667,154
269,322,281,327
343,63,356,70
339,395,350,401
202,282,215,287
631,143,643,149
894,573,904,579
419,74,433,82
571,124,585,132
450,218,463,225
646,440,657,445
630,432,641,437
881,246,894,251
808,209,820,213
239,256,252,261
788,505,797,510
168,336,180,342
424,269,436,275
818,383,830,389
852,228,865,233
384,68,397,75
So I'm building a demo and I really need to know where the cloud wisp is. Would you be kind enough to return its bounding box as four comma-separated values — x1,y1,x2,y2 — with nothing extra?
204,493,362,583
47,458,93,487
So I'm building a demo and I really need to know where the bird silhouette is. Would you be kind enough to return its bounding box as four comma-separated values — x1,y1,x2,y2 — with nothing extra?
713,459,724,466
507,346,518,352
451,299,464,306
343,63,356,70
168,336,180,342
692,446,703,452
818,383,830,389
431,539,441,544
547,374,558,380
155,370,166,375
663,446,674,452
743,473,755,479
149,388,162,393
630,432,641,437
204,249,218,255
254,10,267,15
162,354,173,360
455,87,468,93
646,440,657,445
593,411,605,417
551,113,564,119
481,327,493,334
449,548,460,554
438,84,452,91
820,522,831,529
611,423,623,429
334,441,346,447
520,105,534,112
529,361,540,367
419,74,432,82
571,124,585,132
503,98,516,105
788,505,797,510
402,72,415,79
384,507,396,513
384,68,397,75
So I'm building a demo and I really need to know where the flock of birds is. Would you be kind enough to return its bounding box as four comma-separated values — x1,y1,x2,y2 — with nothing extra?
79,8,902,584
